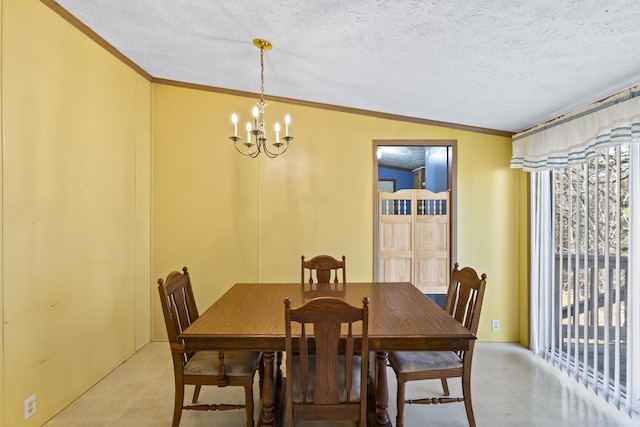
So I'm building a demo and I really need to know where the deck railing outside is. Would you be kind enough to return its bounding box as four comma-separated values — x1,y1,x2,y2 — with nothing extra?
554,252,628,388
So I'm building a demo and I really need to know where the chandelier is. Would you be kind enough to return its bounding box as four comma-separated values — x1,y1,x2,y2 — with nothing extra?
229,39,293,158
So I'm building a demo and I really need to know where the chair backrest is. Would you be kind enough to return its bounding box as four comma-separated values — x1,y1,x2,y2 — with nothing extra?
445,263,487,336
285,296,369,425
301,255,346,284
301,282,346,301
158,267,199,350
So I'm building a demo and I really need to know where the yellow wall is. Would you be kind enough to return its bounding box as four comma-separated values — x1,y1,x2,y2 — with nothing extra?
1,1,151,425
0,0,4,423
151,85,520,343
454,130,520,340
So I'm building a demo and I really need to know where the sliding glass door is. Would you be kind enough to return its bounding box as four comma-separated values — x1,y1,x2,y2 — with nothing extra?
531,141,638,414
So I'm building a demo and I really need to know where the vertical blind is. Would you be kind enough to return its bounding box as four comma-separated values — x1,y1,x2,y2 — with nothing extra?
551,145,630,411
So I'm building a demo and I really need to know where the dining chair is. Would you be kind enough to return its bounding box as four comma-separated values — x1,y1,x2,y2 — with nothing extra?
301,254,346,284
158,267,261,427
284,296,369,426
388,263,487,427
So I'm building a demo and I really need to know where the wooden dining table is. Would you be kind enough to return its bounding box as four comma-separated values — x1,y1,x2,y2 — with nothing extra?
179,282,476,426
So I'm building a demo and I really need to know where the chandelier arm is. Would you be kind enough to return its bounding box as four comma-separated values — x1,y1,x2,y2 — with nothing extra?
262,139,291,157
261,149,278,159
232,138,260,157
262,145,280,158
246,141,261,158
256,136,278,158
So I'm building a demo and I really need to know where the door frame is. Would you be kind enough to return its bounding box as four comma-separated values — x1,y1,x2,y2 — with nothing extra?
373,139,458,283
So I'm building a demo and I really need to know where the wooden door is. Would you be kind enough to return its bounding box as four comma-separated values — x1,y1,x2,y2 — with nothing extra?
379,189,450,294
379,189,414,284
414,190,449,293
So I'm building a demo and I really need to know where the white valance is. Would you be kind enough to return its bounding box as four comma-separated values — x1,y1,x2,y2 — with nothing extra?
511,85,640,171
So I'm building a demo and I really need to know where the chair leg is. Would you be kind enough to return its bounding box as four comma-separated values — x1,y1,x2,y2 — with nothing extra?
462,374,476,427
192,385,201,403
441,378,450,396
396,379,406,427
173,383,184,427
245,383,254,427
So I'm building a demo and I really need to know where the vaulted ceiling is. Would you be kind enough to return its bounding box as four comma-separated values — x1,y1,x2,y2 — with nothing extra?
49,0,640,134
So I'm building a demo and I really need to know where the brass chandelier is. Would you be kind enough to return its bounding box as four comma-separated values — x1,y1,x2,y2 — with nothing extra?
229,39,293,158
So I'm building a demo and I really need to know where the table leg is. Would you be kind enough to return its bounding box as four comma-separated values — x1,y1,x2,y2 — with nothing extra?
276,350,283,392
260,351,275,426
375,351,392,426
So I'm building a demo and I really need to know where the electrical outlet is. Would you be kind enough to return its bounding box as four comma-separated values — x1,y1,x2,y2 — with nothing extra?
24,394,36,420
492,319,500,332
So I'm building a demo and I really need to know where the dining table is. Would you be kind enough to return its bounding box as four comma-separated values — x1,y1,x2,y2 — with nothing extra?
179,281,476,426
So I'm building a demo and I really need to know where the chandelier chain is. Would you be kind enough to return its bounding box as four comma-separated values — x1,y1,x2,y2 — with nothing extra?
260,47,265,103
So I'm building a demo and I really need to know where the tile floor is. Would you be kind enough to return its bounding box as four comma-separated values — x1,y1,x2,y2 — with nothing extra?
44,342,639,427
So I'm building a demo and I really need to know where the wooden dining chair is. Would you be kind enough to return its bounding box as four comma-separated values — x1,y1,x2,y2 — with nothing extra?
388,263,487,427
301,254,346,284
284,296,369,427
158,267,261,427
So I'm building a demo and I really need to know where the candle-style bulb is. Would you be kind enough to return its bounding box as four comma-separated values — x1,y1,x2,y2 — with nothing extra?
284,114,291,137
252,106,259,129
274,122,281,143
231,113,238,137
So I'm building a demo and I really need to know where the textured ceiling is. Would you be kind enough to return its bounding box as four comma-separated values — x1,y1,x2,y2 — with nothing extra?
377,146,428,171
51,0,640,133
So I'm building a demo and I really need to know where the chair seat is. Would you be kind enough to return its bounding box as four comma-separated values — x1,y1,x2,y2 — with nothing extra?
184,351,261,376
290,354,363,403
389,350,462,373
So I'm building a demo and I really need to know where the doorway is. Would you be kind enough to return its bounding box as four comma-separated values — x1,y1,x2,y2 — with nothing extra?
373,140,457,302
